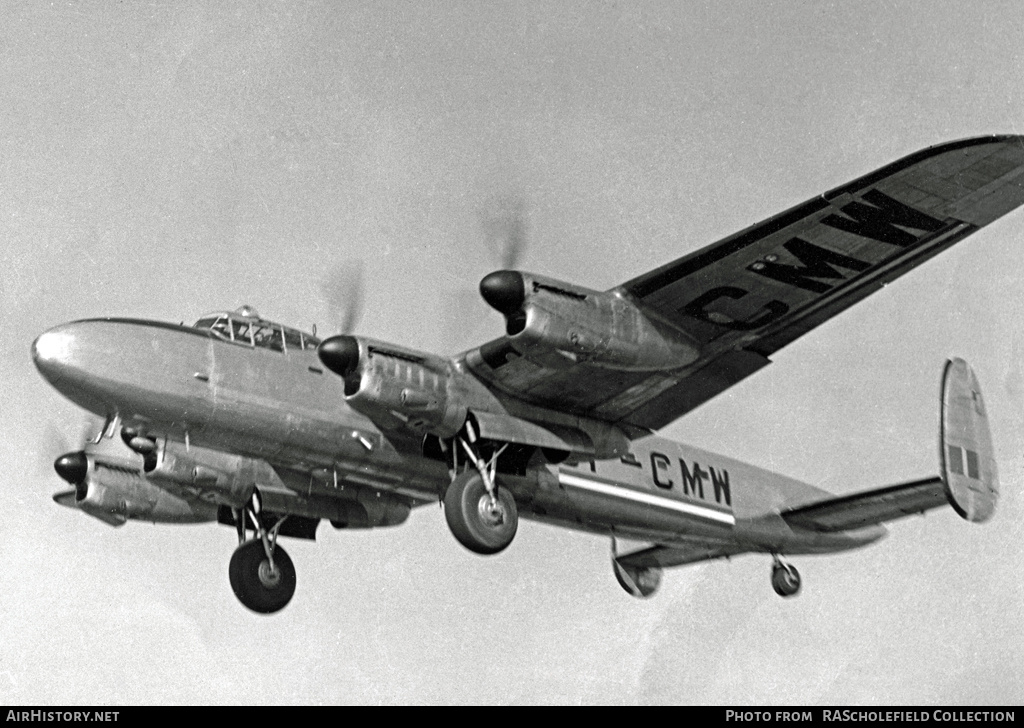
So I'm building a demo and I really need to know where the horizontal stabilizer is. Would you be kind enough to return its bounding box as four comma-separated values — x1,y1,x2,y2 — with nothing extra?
614,540,745,569
782,477,945,532
941,358,998,522
782,358,999,532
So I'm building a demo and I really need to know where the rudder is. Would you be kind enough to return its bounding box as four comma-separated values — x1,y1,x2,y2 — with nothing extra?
940,358,998,523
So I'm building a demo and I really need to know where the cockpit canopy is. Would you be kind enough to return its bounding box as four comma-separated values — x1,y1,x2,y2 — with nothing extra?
193,306,321,353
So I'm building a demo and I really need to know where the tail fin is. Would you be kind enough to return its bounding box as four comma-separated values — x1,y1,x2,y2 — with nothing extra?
940,358,998,522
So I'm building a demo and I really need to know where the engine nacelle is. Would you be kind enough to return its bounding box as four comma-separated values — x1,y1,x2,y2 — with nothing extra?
259,483,411,529
55,451,218,525
144,439,251,506
318,335,467,437
479,271,700,371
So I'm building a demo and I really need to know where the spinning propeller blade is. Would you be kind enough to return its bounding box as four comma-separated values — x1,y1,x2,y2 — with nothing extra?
320,260,365,335
481,195,529,270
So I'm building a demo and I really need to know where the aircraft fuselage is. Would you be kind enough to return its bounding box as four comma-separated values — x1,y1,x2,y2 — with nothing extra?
33,316,884,556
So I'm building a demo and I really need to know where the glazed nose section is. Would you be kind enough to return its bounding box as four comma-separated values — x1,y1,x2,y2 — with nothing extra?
32,327,76,382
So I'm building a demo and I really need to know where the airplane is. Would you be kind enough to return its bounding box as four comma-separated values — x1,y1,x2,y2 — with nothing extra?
32,135,1023,613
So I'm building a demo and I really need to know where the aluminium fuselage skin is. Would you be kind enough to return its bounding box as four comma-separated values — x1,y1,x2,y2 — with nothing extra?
32,317,884,555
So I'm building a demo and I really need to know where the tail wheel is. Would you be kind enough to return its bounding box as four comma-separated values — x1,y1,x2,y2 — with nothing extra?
771,561,801,597
444,470,518,555
229,539,296,613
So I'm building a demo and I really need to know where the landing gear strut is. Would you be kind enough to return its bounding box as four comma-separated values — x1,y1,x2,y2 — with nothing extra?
229,491,296,613
770,556,801,597
443,422,518,554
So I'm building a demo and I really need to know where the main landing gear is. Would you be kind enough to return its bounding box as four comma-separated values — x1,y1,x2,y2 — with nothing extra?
771,556,801,597
229,492,296,614
443,421,518,555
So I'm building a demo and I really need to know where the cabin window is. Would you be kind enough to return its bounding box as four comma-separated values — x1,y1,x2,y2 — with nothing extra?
231,319,254,346
283,327,303,352
212,318,232,340
252,323,284,352
195,316,232,341
196,312,318,351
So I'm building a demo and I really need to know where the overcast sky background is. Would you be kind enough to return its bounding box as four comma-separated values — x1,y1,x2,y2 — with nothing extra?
1,0,1022,705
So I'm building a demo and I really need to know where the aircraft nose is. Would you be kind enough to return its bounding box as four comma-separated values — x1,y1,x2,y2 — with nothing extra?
32,328,75,381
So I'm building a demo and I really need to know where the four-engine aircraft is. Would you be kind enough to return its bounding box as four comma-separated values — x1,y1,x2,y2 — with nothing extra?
33,136,1023,612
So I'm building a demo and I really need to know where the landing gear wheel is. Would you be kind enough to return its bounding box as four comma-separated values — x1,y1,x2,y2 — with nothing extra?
771,560,801,597
229,539,296,613
444,470,518,555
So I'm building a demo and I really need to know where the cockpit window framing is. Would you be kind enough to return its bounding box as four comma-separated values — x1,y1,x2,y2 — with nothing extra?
252,322,285,352
231,319,254,347
194,314,320,354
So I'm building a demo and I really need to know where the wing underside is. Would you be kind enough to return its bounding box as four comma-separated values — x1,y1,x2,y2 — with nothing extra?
465,136,1024,431
780,476,946,532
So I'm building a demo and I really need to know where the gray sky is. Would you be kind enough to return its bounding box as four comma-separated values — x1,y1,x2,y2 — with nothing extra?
1,0,1022,705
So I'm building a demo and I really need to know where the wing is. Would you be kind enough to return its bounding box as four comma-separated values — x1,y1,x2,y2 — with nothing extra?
465,136,1024,431
780,477,946,532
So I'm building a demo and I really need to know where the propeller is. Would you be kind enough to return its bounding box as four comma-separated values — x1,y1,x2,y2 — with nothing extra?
44,416,103,502
316,197,530,354
318,335,362,395
315,261,367,393
318,260,365,336
480,195,529,271
40,417,102,477
40,423,72,477
443,195,532,351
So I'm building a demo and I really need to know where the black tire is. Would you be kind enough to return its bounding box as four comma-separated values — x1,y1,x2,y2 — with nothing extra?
444,470,518,555
771,562,801,597
229,539,296,614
